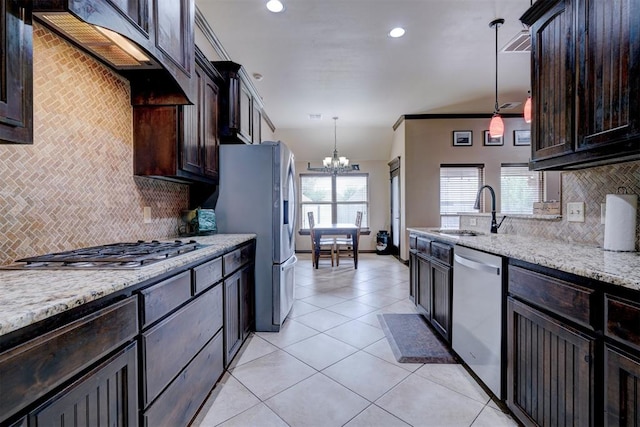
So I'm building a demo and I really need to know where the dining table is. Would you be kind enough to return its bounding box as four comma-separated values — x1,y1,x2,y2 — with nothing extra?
312,223,359,269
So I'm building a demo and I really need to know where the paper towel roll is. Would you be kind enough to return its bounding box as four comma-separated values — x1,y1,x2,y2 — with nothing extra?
604,193,637,251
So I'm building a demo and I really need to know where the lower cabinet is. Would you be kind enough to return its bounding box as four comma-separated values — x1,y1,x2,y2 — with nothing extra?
430,260,452,342
224,263,253,365
29,342,138,427
507,297,594,427
604,346,640,426
416,253,432,320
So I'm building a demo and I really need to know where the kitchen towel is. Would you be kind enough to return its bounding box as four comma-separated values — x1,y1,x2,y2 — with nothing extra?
604,193,637,252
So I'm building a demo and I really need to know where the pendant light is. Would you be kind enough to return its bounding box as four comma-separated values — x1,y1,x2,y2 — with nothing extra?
489,18,505,138
523,90,532,123
307,117,360,175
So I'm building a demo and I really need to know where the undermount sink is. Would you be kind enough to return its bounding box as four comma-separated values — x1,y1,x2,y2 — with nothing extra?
431,229,484,237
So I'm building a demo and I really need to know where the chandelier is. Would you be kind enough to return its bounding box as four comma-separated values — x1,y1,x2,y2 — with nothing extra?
307,117,359,175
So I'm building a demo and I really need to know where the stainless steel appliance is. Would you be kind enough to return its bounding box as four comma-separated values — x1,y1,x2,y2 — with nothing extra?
1,240,203,269
215,141,297,332
452,245,504,397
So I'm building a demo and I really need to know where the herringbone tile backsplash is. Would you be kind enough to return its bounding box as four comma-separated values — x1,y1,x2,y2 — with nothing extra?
0,25,189,265
462,161,640,249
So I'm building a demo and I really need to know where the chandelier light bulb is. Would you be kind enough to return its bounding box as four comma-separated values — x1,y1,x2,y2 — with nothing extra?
489,113,505,138
266,0,284,13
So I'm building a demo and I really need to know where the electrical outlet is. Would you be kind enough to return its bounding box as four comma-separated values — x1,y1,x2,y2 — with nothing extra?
143,206,152,223
601,203,606,225
567,202,585,222
469,218,477,226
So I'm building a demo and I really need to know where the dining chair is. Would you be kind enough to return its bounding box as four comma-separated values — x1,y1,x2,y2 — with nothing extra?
307,212,335,267
335,211,362,266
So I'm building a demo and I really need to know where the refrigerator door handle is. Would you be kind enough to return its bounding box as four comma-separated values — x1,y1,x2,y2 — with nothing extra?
283,200,289,225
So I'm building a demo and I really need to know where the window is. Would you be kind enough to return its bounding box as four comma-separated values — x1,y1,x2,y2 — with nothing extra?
440,164,485,228
300,174,369,228
500,164,544,214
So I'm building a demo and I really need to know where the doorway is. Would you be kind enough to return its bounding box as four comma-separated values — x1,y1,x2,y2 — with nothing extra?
389,157,401,259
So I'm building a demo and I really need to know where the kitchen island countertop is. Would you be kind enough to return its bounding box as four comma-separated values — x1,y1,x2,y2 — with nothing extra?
0,234,256,337
407,227,640,292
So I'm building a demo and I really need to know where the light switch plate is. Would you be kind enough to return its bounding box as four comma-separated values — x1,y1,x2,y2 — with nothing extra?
469,218,477,226
567,202,585,222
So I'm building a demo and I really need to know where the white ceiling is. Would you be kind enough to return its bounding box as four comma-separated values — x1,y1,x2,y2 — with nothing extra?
195,0,533,161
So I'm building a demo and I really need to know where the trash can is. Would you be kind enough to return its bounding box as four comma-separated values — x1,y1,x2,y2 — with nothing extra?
376,230,390,255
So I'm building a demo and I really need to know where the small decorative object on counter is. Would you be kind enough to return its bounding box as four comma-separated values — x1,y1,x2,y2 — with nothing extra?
604,187,637,252
196,209,217,235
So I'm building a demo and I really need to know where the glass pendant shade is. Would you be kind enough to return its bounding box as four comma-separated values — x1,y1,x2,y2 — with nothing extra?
489,113,505,138
523,95,532,123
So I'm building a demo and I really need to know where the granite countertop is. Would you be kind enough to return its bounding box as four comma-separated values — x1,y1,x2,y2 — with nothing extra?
0,234,256,337
407,227,640,292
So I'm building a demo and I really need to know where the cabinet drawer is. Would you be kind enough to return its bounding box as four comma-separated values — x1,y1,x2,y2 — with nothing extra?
508,266,595,329
140,271,191,327
431,242,452,266
143,330,224,427
194,257,223,294
416,237,431,255
223,244,252,275
0,296,138,422
605,294,640,352
142,283,223,406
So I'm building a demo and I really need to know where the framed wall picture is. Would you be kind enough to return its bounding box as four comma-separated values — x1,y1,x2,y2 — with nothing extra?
453,130,472,146
483,130,504,146
513,130,531,146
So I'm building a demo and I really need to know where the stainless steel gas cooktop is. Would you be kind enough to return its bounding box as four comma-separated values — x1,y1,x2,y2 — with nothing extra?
2,240,205,270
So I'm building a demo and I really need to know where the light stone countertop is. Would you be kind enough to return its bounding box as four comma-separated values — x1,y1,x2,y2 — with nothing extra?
407,227,640,292
0,234,256,337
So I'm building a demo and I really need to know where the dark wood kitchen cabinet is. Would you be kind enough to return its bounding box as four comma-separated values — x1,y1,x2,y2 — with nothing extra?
133,47,220,185
0,0,33,145
522,0,640,170
430,253,452,342
214,61,263,144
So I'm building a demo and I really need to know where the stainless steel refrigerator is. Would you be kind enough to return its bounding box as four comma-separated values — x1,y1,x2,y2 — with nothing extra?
215,141,297,332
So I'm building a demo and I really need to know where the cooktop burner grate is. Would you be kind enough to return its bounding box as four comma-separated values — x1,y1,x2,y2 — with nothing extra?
4,240,205,269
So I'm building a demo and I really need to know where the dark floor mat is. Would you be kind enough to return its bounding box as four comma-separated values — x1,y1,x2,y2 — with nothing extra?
378,314,457,364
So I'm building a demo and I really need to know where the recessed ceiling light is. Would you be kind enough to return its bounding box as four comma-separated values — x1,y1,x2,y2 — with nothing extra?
389,27,406,38
252,73,264,81
266,0,285,13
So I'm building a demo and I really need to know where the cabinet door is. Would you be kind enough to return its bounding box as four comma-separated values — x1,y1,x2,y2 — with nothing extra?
416,255,431,320
576,0,640,151
529,0,575,161
224,270,242,365
239,81,253,142
252,103,262,144
409,252,417,302
180,64,203,175
30,342,138,427
0,0,33,144
240,264,253,338
154,0,193,74
605,345,640,426
507,297,594,427
202,73,219,178
431,262,452,342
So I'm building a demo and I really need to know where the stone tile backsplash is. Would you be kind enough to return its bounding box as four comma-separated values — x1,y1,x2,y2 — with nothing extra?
461,160,640,249
0,25,189,265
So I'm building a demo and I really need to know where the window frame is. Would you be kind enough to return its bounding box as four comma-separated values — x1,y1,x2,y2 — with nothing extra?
299,173,370,230
439,164,485,228
500,163,544,214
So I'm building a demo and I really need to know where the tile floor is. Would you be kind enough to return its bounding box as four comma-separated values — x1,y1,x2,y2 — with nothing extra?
193,253,518,427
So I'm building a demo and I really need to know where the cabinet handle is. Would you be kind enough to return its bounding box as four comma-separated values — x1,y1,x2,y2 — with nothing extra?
454,254,500,275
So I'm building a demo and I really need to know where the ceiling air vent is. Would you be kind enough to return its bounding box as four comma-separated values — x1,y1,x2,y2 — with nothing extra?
502,29,531,53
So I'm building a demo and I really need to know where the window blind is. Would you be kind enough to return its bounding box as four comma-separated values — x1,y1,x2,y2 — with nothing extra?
440,165,484,228
300,174,369,228
500,164,543,214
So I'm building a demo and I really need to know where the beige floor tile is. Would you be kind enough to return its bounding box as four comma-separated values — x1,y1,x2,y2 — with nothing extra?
355,310,385,328
344,404,411,427
376,374,486,426
265,373,369,426
283,333,358,370
256,318,319,348
323,351,410,401
382,298,420,314
195,373,261,426
325,319,385,348
231,350,316,400
294,286,320,299
414,364,491,405
470,405,519,427
363,338,424,372
294,308,352,331
287,299,321,319
322,286,372,299
353,292,402,308
300,293,347,308
215,403,288,427
227,334,279,369
325,299,379,318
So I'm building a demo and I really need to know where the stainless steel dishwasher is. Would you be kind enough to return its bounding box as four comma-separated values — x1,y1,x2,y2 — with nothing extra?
452,245,503,398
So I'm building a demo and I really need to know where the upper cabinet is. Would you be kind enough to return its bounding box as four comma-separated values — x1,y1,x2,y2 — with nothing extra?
214,61,263,144
522,0,640,170
33,0,195,105
0,0,33,144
